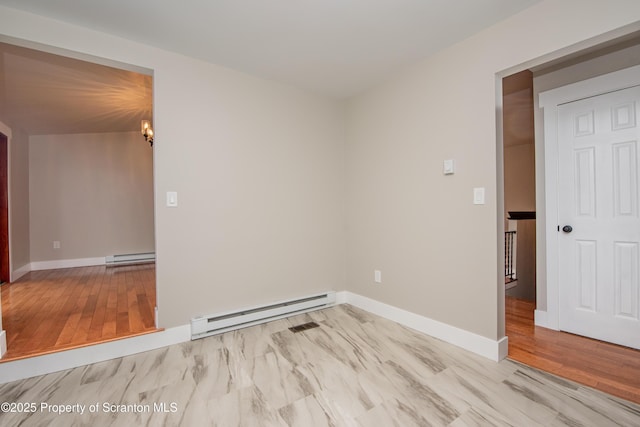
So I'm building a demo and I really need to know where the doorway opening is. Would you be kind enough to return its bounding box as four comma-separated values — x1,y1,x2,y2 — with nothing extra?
0,40,158,361
500,31,640,404
502,70,536,303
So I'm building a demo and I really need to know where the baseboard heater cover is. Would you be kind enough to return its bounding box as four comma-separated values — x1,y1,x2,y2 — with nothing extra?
106,252,155,266
191,291,336,340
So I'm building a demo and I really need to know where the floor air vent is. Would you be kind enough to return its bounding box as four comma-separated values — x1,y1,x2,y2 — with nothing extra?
191,291,335,340
289,322,320,333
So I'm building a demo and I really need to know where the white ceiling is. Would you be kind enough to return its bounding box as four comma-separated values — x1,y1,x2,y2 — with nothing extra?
0,0,540,136
0,0,538,98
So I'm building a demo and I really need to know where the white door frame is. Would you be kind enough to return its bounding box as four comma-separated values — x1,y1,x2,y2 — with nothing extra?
539,64,640,330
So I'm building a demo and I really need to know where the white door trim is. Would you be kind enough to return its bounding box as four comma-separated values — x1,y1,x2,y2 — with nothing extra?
539,64,640,330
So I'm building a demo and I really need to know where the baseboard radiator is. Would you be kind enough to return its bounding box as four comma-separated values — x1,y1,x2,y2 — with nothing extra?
105,252,155,267
191,291,336,340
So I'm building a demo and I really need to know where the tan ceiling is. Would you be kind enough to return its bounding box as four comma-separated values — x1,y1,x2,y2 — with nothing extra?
503,89,534,147
503,71,534,147
0,42,152,136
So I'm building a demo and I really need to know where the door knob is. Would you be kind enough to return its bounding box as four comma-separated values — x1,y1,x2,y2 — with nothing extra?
562,225,573,233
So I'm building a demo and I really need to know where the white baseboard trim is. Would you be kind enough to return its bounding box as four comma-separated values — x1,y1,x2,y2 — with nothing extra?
0,325,190,384
11,264,30,282
335,290,349,304
534,309,552,329
497,336,509,360
0,330,6,358
0,291,507,384
30,257,106,271
343,292,507,362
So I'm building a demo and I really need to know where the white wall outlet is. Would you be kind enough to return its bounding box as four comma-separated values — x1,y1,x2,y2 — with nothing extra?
53,241,61,249
443,159,455,175
473,187,485,205
166,191,178,207
374,270,382,283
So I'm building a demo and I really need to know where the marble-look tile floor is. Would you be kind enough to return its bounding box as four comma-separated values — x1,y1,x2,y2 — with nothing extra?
1,305,639,426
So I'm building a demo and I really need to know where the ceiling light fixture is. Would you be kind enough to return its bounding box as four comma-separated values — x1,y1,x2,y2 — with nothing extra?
141,120,154,147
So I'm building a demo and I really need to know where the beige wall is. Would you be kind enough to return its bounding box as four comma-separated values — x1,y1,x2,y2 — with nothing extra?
29,131,154,261
1,1,639,338
504,143,535,215
152,61,346,326
346,1,640,340
9,126,30,273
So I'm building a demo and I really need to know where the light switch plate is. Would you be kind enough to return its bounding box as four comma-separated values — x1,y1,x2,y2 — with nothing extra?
443,159,455,175
473,187,485,205
374,270,382,283
166,191,178,207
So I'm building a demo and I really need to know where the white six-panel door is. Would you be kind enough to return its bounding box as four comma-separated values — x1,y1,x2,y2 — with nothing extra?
558,85,640,349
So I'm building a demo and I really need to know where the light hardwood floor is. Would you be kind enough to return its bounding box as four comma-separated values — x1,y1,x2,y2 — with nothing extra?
1,305,639,426
506,296,640,404
0,264,158,362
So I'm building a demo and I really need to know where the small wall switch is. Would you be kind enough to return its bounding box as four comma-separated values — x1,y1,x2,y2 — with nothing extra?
53,241,61,249
166,191,178,207
473,187,485,205
443,159,455,175
374,270,382,283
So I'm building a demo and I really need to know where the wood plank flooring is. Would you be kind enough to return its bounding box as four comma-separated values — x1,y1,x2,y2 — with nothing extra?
506,296,640,404
1,305,639,426
0,264,158,362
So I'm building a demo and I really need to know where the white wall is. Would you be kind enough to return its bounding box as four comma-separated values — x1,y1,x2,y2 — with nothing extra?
0,5,346,329
28,131,154,262
346,1,640,341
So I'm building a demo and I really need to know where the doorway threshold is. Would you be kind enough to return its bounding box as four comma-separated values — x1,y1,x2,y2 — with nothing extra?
506,296,640,404
0,328,163,364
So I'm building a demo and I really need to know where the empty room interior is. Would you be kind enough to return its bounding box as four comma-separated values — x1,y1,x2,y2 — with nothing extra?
1,1,640,425
0,42,157,361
